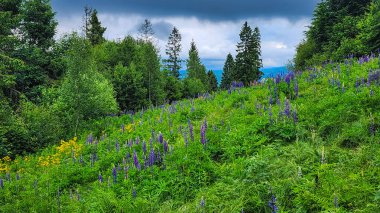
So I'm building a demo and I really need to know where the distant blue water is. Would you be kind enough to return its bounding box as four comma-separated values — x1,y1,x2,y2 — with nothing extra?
179,66,288,84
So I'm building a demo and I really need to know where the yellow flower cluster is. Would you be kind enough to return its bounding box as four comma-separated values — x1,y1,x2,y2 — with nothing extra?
0,156,11,173
39,137,82,167
38,154,60,167
56,137,82,157
126,124,133,133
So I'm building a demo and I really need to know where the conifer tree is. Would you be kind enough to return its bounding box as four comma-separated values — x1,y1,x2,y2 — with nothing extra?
21,0,57,49
186,40,207,85
221,53,235,89
82,6,93,39
88,9,106,45
207,70,218,91
235,21,262,85
138,19,154,43
164,27,182,78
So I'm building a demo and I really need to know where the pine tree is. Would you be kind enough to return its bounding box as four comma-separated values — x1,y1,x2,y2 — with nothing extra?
186,40,207,85
235,21,262,85
21,0,57,50
138,19,154,43
164,27,182,78
88,9,106,45
82,6,93,39
207,70,218,91
221,53,235,89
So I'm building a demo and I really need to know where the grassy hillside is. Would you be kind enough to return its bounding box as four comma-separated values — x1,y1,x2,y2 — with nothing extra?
1,56,380,212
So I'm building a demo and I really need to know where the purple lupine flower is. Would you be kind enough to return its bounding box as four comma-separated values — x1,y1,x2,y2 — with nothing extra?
203,118,208,130
133,150,141,171
149,147,155,166
135,137,139,145
16,173,20,181
115,140,120,152
200,196,205,208
284,72,294,87
158,132,163,144
200,125,206,146
156,149,162,163
112,166,117,183
284,99,290,118
269,95,273,105
275,74,281,84
188,119,194,142
121,124,125,133
355,77,360,89
132,188,137,198
124,166,129,179
163,140,169,154
268,106,273,124
87,133,93,145
126,152,131,163
293,110,298,124
142,141,147,155
268,194,278,213
184,131,189,147
98,173,103,184
0,178,3,189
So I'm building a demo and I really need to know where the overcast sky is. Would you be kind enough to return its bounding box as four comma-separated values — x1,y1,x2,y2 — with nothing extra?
51,0,320,69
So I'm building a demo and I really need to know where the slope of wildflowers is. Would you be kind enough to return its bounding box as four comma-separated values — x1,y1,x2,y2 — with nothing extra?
1,56,380,212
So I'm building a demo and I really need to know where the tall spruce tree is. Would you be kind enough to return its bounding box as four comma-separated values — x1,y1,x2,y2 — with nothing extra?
207,70,218,91
235,21,262,85
88,9,106,45
164,27,182,78
221,53,235,89
138,19,154,43
82,6,92,39
21,0,57,49
186,40,207,85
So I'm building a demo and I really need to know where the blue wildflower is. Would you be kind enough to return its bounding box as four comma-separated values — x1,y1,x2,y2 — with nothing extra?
98,173,103,184
112,166,117,183
158,132,163,144
133,150,141,171
268,194,278,213
201,125,206,146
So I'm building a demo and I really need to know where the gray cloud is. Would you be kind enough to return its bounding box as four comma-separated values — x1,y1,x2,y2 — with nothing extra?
151,21,173,40
52,0,319,21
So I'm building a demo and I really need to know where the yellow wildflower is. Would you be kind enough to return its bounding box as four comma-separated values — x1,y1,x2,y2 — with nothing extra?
2,156,11,162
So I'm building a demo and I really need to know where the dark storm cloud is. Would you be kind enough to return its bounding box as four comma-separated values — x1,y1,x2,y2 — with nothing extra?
52,0,320,21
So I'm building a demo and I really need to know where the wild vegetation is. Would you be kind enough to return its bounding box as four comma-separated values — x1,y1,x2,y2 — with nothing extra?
294,0,380,70
1,0,380,212
1,54,380,212
0,0,260,157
